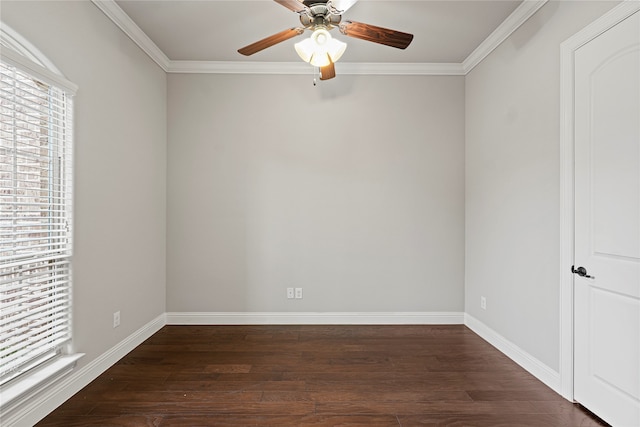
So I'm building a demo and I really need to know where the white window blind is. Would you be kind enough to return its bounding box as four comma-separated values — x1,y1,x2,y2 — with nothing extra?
0,59,73,386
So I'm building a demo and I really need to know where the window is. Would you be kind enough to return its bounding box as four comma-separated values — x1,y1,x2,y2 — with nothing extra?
0,57,74,387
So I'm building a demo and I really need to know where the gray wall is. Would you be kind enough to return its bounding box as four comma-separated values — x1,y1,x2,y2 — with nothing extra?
1,1,167,367
167,74,465,313
465,0,617,371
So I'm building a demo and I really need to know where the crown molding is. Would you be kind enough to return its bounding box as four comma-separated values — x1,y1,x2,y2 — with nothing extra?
91,0,170,71
335,62,465,76
167,60,465,75
462,0,548,73
168,61,311,74
92,0,547,77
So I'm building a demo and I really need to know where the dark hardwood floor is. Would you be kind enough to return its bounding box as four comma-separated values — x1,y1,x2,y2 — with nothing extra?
37,325,607,426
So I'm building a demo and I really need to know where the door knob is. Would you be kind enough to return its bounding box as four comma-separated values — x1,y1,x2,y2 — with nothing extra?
571,265,594,279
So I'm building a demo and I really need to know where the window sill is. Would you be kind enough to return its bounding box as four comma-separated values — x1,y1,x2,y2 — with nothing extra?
0,353,84,411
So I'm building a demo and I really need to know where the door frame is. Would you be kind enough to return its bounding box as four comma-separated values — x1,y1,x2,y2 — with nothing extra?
559,0,640,402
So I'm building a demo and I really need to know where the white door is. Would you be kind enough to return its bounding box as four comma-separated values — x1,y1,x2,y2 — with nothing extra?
574,10,640,427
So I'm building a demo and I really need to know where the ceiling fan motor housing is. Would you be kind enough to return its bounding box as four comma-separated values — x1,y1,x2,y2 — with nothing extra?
299,2,342,29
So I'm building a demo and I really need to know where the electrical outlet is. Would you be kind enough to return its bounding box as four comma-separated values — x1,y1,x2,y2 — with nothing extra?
113,311,121,328
286,288,294,299
480,297,487,310
295,288,303,299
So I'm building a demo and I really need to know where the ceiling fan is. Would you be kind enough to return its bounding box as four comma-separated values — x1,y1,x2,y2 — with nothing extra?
237,0,414,81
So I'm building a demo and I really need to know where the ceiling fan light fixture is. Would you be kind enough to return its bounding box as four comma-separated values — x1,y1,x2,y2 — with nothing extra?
295,28,346,67
294,37,314,63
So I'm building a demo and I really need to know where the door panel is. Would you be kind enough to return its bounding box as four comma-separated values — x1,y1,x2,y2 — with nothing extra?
574,10,640,427
591,287,639,399
593,47,640,259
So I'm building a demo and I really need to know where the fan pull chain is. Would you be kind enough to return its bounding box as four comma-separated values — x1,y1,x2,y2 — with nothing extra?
313,66,319,86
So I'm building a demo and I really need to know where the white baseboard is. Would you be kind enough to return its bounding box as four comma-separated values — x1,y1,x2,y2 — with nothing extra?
3,313,166,427
166,311,465,325
464,313,561,394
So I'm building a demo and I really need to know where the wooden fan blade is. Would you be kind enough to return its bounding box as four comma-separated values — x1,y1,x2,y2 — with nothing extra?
238,28,304,56
339,20,413,49
319,57,336,80
274,0,307,13
330,0,358,13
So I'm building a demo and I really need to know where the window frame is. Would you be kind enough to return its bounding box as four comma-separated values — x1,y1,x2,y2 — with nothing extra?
0,23,82,414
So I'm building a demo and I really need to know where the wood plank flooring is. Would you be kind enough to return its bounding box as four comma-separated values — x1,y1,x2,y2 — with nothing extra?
37,325,607,426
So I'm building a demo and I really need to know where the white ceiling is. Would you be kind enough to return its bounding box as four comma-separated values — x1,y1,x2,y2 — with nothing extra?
111,0,525,67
